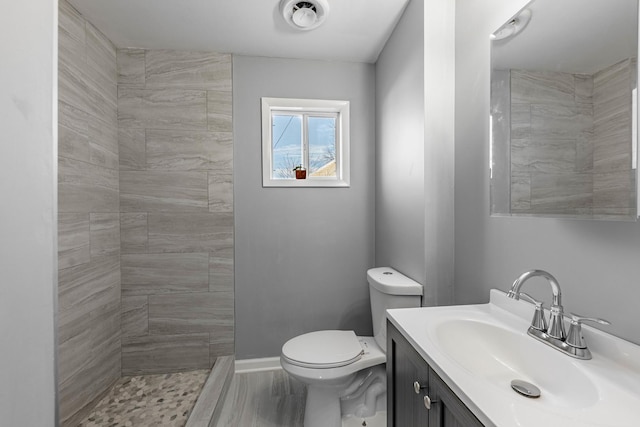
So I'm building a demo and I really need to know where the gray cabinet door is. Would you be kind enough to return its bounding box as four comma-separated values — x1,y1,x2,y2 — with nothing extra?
387,321,430,426
429,368,484,427
387,321,485,427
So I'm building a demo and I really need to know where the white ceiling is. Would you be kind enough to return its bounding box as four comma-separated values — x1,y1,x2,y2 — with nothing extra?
67,0,410,64
492,0,638,74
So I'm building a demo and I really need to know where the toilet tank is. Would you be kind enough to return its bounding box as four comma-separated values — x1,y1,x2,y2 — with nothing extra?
368,267,422,352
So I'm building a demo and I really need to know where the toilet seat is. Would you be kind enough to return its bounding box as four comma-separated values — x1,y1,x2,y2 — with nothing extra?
281,330,364,369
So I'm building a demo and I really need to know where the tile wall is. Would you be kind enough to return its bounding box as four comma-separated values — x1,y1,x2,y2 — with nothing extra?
58,1,121,425
592,58,636,217
509,58,636,216
510,68,594,215
117,49,234,375
58,2,234,421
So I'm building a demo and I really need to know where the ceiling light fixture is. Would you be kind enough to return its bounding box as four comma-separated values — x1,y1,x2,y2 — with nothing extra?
491,9,532,41
280,0,329,31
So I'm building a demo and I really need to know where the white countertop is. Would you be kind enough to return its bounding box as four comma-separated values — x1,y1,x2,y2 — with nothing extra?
387,289,640,427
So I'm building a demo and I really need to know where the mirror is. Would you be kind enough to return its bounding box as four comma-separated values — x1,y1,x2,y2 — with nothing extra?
490,0,639,220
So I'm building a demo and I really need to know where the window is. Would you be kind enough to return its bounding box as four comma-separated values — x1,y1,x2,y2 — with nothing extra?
261,97,350,187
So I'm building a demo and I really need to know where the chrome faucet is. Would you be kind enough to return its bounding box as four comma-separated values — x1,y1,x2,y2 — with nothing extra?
507,269,610,360
507,269,565,339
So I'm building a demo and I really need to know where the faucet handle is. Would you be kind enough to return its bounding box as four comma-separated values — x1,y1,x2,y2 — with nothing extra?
565,313,611,349
518,292,548,331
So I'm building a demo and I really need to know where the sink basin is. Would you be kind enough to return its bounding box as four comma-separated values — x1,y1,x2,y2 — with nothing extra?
434,319,599,409
387,290,640,427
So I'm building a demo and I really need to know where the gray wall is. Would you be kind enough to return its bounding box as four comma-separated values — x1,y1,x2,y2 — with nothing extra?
57,2,121,424
376,0,455,306
117,49,234,374
233,56,376,359
375,0,426,287
455,0,640,345
0,0,57,425
423,0,456,307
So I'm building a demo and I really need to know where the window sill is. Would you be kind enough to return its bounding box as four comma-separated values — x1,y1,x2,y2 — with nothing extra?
262,178,350,188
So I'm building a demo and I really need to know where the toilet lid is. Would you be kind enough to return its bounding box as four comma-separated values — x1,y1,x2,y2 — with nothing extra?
282,330,364,368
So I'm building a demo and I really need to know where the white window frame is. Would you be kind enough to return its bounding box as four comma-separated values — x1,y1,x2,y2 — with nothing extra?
261,97,350,187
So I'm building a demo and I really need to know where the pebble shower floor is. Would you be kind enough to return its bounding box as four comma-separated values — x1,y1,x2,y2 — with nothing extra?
78,370,209,427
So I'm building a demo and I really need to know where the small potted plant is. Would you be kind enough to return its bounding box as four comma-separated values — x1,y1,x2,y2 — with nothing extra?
293,165,307,179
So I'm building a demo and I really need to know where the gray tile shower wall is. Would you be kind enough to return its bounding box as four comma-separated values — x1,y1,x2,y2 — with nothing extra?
509,59,636,216
58,3,234,420
592,58,636,217
117,48,234,375
509,69,595,215
58,1,121,425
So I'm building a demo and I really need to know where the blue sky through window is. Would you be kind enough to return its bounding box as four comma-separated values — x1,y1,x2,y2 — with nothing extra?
272,114,336,178
308,117,336,176
272,114,302,178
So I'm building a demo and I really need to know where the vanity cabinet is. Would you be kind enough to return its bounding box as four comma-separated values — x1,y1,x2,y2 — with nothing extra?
387,321,484,427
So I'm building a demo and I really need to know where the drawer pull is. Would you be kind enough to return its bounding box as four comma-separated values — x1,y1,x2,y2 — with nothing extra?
413,381,426,394
424,395,438,410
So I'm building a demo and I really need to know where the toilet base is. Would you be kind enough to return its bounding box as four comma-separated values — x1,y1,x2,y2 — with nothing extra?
342,411,387,427
305,385,344,427
340,365,386,419
301,365,387,427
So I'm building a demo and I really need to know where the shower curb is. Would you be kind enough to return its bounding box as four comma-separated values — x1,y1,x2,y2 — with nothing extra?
186,355,235,427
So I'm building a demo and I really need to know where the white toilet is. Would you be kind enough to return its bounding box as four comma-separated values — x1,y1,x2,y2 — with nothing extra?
280,267,422,427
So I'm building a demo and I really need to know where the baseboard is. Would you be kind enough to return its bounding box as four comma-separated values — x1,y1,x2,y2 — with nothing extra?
235,356,281,373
